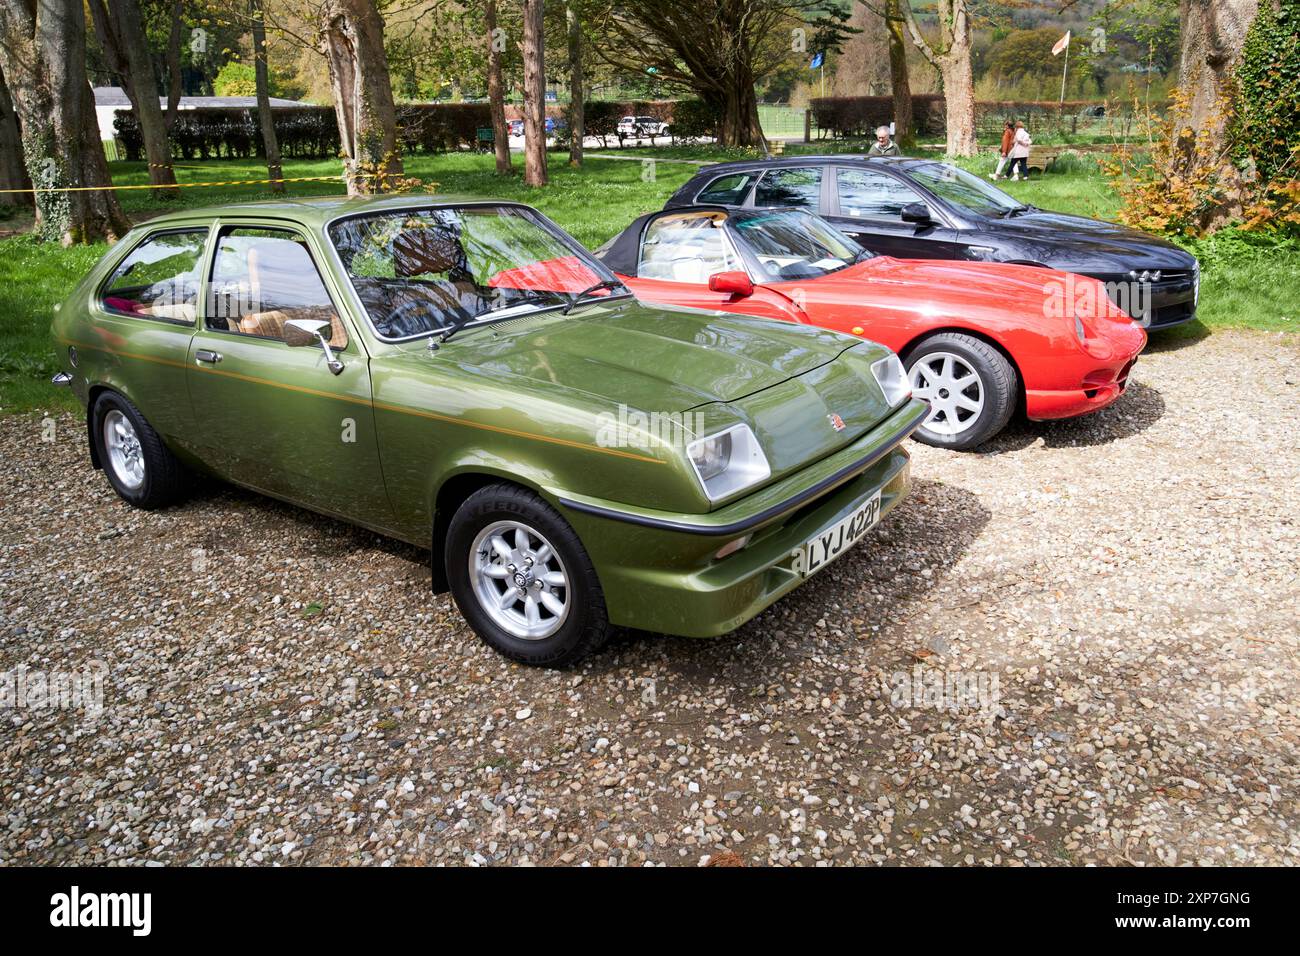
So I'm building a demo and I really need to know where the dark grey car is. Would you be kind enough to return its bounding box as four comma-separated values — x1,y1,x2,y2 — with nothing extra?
664,156,1200,329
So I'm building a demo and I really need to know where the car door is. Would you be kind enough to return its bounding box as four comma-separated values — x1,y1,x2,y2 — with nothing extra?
827,166,965,259
185,222,394,528
87,226,209,444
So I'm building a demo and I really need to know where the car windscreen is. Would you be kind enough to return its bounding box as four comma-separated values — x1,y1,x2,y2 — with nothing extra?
730,209,869,281
328,205,622,340
905,162,1022,217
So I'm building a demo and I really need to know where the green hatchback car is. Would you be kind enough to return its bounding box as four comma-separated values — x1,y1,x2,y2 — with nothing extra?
51,196,928,665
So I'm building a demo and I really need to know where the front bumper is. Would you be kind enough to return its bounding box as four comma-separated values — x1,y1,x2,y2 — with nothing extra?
1025,324,1146,421
555,399,926,637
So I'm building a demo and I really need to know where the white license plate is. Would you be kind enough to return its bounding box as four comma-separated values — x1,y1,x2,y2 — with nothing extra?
794,490,882,578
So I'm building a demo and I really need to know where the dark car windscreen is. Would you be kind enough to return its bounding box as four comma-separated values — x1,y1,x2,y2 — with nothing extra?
328,205,621,340
906,162,1023,217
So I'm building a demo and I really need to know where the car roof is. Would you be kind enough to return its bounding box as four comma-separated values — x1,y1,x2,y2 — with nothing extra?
690,155,932,176
138,193,525,231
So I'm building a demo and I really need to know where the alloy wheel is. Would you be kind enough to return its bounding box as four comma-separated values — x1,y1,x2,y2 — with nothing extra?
909,351,985,436
103,409,146,490
469,520,570,640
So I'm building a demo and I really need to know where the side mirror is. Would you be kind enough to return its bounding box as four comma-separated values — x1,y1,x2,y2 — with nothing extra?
284,317,344,376
708,271,754,297
900,202,934,224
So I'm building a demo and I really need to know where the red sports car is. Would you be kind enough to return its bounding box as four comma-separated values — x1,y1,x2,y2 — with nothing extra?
595,206,1147,449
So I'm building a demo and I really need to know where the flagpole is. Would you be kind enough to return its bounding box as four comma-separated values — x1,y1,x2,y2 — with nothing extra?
1060,37,1069,105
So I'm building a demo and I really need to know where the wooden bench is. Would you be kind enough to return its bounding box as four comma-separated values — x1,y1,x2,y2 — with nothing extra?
1026,145,1066,173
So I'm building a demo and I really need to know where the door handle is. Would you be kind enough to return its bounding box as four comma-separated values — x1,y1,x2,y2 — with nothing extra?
195,349,222,364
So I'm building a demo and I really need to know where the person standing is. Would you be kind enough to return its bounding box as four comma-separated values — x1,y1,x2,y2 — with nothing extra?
1008,121,1032,181
868,125,900,157
990,120,1014,180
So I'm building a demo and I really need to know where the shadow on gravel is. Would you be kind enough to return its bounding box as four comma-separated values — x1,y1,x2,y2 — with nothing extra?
1143,320,1209,353
598,477,992,680
978,380,1165,453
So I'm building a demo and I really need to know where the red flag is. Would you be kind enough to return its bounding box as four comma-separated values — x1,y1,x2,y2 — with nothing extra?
1052,31,1071,56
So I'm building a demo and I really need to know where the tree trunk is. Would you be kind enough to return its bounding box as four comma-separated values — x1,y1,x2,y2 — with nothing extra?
322,0,404,195
521,0,548,187
484,0,511,173
900,0,976,157
164,0,183,129
250,0,283,194
884,0,912,145
0,0,129,243
88,0,179,198
1171,0,1260,228
714,69,766,149
0,61,32,208
566,2,584,166
940,37,976,156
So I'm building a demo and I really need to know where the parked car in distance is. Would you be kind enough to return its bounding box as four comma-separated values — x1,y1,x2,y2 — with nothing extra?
508,118,563,137
595,205,1147,449
664,156,1200,330
618,115,669,140
52,196,929,666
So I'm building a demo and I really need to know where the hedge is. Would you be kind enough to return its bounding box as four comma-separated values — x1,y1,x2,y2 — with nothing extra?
111,99,723,161
810,95,1169,140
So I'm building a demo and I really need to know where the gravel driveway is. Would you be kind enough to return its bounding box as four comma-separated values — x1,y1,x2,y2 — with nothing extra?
2,329,1296,866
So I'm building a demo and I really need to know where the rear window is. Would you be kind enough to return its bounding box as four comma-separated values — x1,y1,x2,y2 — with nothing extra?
696,172,758,205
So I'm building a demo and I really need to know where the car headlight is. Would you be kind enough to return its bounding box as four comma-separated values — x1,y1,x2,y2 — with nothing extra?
687,424,771,502
871,353,911,407
1074,314,1087,343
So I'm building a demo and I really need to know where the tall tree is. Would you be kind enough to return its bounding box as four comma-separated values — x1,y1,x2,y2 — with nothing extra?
1170,0,1261,227
883,0,912,145
521,0,547,186
566,1,584,166
899,0,976,156
484,0,512,173
88,0,179,198
320,0,404,194
250,0,283,194
0,61,32,209
593,0,786,149
0,0,129,243
162,0,184,128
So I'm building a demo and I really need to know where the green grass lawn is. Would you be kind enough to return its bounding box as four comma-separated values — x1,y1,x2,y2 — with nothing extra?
0,146,1294,415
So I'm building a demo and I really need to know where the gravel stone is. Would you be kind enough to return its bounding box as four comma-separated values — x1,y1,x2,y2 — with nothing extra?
0,331,1296,865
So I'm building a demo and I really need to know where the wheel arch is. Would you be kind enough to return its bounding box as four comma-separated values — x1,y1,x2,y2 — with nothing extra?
429,470,548,593
84,383,116,471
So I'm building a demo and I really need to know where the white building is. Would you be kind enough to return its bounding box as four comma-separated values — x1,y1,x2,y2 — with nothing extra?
92,86,310,142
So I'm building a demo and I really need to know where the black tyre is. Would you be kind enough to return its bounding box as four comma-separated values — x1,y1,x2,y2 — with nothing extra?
445,483,611,666
904,333,1018,450
91,391,186,509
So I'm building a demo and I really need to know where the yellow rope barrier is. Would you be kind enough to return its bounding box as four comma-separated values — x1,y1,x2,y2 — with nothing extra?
0,175,347,194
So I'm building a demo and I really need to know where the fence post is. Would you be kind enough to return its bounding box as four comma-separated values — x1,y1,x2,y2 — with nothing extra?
804,108,811,144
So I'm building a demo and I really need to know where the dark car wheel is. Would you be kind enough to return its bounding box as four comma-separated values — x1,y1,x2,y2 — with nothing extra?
904,333,1018,450
92,391,186,509
446,483,611,667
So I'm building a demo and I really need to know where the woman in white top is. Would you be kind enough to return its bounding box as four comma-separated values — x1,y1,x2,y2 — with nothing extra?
1008,122,1032,181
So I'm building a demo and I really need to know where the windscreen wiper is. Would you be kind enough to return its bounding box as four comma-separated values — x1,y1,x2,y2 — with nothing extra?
561,279,626,315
